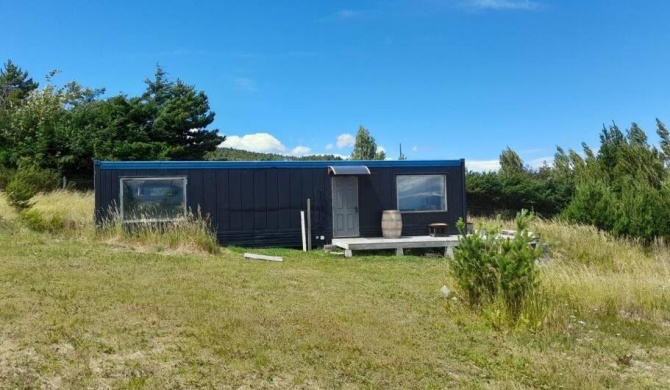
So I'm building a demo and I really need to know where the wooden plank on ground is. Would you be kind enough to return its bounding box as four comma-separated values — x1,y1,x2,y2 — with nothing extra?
243,253,284,262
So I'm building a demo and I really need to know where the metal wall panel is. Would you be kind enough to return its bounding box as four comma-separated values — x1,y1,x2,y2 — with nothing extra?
94,160,466,247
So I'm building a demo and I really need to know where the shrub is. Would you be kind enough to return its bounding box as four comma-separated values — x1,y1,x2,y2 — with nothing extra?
466,171,572,218
0,166,15,190
18,208,64,232
450,210,541,320
5,160,59,209
563,179,670,243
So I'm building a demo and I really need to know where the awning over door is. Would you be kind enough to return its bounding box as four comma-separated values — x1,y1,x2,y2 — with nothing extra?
328,165,371,176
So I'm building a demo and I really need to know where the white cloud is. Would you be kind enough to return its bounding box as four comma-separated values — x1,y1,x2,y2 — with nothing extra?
466,159,500,172
465,155,554,172
222,133,286,154
221,133,316,157
290,146,312,156
336,133,355,148
377,146,386,154
325,143,334,150
411,146,419,153
466,0,539,10
233,77,257,92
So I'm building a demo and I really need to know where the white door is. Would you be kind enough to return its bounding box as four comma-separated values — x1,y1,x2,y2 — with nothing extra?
332,176,359,237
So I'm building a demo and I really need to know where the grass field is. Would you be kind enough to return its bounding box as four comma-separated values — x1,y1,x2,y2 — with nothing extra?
1,192,670,388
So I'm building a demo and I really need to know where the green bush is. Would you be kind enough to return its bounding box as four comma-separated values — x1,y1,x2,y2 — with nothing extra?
18,208,64,233
466,171,572,218
563,179,670,243
450,210,541,320
562,181,616,232
0,167,15,190
5,161,59,209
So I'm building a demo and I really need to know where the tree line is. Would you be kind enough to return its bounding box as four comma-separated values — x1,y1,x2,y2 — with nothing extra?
0,60,389,183
207,148,344,161
0,60,390,206
0,60,227,205
3,59,670,241
469,120,670,242
0,60,224,182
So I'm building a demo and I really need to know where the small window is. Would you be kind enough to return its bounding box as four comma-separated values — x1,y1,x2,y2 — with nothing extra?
396,175,447,212
120,177,187,222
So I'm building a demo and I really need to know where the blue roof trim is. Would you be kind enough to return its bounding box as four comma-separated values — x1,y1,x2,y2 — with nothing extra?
97,159,464,171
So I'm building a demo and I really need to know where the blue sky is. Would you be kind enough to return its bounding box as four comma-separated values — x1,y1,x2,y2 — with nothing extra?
5,0,670,170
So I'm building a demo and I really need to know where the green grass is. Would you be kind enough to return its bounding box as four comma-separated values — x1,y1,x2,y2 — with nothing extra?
1,194,670,388
1,230,669,388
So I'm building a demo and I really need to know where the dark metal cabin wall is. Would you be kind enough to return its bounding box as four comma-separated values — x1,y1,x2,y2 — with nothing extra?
356,164,466,238
94,165,331,247
219,167,331,247
94,160,466,248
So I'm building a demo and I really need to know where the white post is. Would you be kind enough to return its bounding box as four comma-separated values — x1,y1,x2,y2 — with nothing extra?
300,211,307,252
307,198,312,250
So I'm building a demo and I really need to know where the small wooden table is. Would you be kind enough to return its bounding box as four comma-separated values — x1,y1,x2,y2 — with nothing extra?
428,223,449,237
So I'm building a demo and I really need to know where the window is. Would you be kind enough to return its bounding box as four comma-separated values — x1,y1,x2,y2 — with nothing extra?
120,177,187,222
396,175,446,212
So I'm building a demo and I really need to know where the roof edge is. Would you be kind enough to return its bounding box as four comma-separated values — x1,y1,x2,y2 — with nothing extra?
96,159,464,170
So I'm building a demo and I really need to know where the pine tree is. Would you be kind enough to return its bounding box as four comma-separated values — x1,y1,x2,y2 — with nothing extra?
0,60,39,109
351,126,385,160
142,65,225,160
656,118,670,166
499,147,524,175
627,122,648,147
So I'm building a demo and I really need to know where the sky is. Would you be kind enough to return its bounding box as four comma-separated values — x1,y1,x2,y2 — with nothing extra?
4,0,670,171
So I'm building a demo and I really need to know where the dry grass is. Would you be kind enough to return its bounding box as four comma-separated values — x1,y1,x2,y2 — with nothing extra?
6,190,218,254
29,190,94,223
1,196,669,387
97,211,220,254
24,190,95,232
534,219,670,323
0,191,18,224
2,230,669,388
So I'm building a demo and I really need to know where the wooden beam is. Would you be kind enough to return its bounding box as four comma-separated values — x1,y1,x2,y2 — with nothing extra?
243,253,284,262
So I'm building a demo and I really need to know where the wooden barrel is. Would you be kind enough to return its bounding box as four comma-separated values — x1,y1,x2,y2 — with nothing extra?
381,210,402,238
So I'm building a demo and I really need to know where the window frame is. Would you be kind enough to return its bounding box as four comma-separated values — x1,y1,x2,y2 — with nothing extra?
119,176,188,223
395,174,447,213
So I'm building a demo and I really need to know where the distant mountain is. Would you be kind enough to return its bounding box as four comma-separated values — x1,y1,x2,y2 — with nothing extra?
206,147,345,161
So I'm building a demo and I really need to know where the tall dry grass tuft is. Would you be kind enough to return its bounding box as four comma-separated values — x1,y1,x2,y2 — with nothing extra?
20,190,95,233
462,216,670,330
0,191,18,225
534,219,648,270
30,190,94,221
97,207,220,254
4,189,220,254
533,218,670,325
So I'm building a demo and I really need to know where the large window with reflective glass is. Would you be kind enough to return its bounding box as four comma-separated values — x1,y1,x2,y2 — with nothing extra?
120,177,187,222
396,175,447,212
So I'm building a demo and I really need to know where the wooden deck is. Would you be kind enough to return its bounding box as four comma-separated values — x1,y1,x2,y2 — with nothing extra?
331,235,460,258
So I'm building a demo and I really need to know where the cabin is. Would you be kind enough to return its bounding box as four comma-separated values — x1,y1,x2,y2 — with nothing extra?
94,159,467,247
